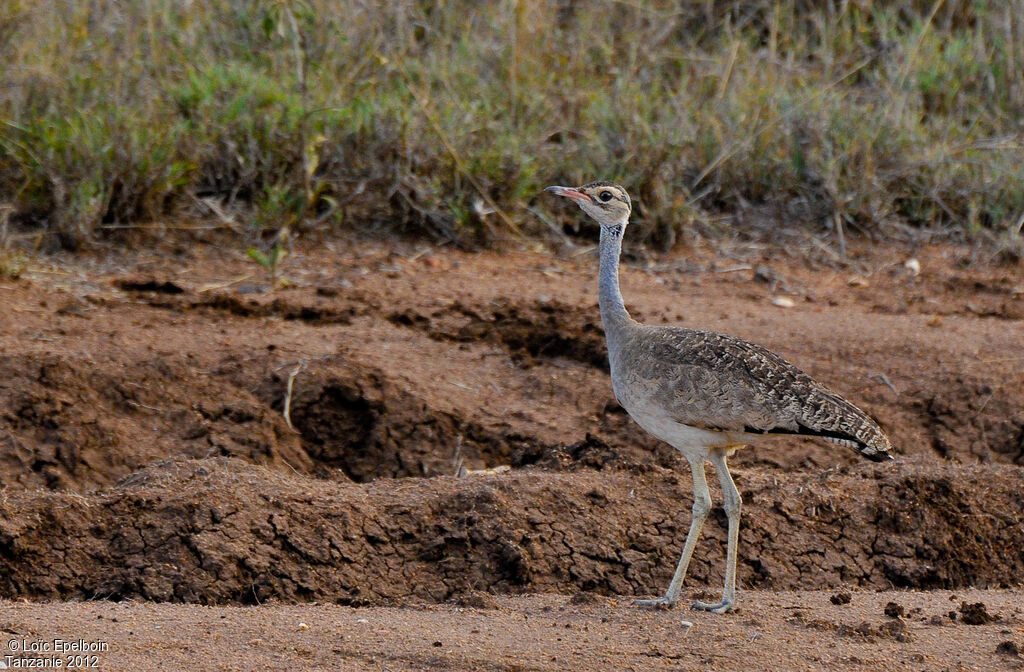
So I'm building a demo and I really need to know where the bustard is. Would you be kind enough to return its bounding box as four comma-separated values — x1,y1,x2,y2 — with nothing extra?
546,181,893,614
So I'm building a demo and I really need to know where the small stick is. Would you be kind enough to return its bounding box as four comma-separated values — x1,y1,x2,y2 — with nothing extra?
452,435,464,478
198,273,255,293
833,212,847,258
869,373,899,395
283,361,305,431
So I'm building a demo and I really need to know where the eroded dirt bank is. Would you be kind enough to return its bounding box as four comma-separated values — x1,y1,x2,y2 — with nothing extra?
0,236,1022,609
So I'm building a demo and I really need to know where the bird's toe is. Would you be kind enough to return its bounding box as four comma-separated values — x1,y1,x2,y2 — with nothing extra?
633,596,676,610
691,599,734,614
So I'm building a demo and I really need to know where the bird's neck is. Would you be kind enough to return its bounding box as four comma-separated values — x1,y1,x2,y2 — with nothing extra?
598,222,633,335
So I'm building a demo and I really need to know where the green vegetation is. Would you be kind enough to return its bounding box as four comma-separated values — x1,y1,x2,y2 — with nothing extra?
247,241,288,287
0,1,1022,250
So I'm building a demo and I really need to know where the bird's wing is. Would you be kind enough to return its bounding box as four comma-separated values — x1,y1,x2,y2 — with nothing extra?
621,326,893,460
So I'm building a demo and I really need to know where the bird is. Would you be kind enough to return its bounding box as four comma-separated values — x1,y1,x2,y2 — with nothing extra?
545,181,893,614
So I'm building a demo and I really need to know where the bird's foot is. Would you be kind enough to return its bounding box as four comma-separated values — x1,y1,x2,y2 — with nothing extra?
633,596,677,610
691,598,734,614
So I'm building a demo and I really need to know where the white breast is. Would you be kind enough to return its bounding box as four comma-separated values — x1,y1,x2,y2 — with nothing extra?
621,398,759,456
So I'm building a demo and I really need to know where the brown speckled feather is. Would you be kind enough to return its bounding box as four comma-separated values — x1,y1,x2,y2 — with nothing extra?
612,324,893,461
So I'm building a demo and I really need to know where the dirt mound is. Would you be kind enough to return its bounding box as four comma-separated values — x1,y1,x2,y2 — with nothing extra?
0,457,1021,604
0,353,311,491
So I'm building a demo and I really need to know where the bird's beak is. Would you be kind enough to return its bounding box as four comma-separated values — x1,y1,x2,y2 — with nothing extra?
544,185,592,202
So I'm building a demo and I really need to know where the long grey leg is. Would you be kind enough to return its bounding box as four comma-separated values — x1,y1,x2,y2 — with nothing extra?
635,457,711,608
693,448,742,613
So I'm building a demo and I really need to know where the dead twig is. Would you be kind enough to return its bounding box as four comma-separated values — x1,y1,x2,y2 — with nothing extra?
125,400,167,413
869,373,899,395
283,361,305,431
452,435,464,478
197,273,255,293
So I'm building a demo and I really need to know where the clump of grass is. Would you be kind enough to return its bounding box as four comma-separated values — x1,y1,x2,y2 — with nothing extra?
0,1,1021,252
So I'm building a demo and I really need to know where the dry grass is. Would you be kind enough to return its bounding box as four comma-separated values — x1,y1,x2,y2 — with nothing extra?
0,0,1022,251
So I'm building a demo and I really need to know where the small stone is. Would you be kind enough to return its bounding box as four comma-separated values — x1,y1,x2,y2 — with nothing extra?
878,619,912,642
297,622,310,631
569,591,603,605
884,602,905,618
771,296,795,308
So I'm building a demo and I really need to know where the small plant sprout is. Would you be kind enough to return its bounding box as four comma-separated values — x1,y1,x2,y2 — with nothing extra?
246,242,287,289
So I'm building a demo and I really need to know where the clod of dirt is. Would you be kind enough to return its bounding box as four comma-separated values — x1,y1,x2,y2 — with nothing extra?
884,601,905,618
847,619,912,643
958,601,993,625
996,641,1021,657
830,592,851,605
452,591,501,610
570,591,612,606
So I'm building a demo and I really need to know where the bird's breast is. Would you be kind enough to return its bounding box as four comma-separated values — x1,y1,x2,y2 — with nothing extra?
610,366,757,452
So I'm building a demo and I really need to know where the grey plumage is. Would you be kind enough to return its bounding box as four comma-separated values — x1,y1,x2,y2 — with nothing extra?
546,181,894,614
613,325,893,461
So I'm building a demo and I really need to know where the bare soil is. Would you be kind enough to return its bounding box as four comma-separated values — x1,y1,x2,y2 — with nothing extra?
1,233,1023,670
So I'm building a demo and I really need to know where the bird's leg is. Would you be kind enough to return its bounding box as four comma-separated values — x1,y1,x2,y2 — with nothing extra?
635,457,711,609
693,449,742,614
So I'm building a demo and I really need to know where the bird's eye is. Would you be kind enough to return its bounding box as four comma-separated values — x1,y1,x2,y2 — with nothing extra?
599,191,613,202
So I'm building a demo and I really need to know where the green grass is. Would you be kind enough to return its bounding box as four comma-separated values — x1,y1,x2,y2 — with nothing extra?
0,1,1022,250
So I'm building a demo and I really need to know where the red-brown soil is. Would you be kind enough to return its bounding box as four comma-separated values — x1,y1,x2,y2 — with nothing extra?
0,233,1022,670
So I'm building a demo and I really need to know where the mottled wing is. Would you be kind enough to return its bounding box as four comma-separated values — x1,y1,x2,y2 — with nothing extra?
622,326,894,461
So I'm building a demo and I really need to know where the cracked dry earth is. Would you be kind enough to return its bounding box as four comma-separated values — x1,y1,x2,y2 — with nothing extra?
0,233,1023,671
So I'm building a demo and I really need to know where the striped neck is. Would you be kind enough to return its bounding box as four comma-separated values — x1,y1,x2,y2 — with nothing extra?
598,222,632,333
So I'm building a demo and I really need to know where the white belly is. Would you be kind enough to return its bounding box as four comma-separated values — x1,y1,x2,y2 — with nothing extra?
622,400,758,455
607,348,758,455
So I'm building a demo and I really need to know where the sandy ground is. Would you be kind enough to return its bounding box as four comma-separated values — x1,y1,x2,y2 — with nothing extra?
0,231,1023,669
1,590,1022,671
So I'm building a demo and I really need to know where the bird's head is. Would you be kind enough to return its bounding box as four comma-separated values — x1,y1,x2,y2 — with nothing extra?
545,181,631,230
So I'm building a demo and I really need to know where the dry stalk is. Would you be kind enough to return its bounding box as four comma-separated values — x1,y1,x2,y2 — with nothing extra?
283,361,305,431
